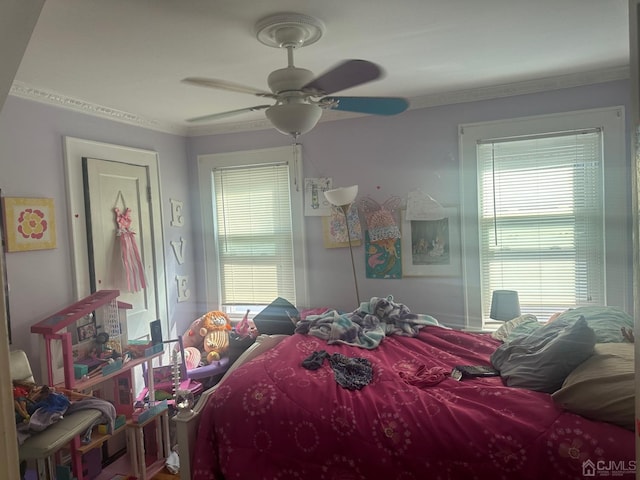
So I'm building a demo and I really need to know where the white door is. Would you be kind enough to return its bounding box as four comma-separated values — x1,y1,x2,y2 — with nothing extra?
63,137,168,391
83,157,159,343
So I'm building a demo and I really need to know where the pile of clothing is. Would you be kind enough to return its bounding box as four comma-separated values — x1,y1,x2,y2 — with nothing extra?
13,380,116,445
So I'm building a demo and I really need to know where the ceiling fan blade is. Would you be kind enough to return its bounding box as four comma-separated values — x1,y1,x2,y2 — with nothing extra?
323,96,409,116
182,77,275,98
303,60,383,95
186,105,271,123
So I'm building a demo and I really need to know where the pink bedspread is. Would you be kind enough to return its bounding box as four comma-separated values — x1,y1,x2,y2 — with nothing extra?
192,326,634,479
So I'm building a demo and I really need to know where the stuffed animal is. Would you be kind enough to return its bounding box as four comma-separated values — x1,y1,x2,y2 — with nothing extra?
183,347,202,370
179,310,231,351
203,329,230,364
198,310,232,337
200,311,231,363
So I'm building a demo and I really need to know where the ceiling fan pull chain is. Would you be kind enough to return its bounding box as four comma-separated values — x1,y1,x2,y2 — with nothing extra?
291,138,300,191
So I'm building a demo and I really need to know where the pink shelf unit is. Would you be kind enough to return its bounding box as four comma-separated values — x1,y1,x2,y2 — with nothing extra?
30,289,132,389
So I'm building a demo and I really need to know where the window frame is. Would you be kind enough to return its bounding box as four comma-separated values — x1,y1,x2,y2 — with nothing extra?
197,145,309,316
459,106,626,330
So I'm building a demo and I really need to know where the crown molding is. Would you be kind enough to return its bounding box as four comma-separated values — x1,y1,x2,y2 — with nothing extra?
408,65,630,110
9,81,187,135
10,66,629,138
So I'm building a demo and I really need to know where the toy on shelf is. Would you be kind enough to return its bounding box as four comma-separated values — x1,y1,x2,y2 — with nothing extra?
104,296,124,354
172,348,195,412
136,337,203,410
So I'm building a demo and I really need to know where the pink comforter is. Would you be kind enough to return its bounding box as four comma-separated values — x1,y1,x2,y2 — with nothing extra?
192,326,634,479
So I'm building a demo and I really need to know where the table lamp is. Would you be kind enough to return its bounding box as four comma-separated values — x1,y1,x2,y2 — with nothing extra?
489,290,521,321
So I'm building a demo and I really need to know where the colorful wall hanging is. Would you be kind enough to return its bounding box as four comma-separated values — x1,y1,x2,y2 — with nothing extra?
359,196,402,279
114,206,146,292
364,231,402,279
2,197,56,252
322,204,362,248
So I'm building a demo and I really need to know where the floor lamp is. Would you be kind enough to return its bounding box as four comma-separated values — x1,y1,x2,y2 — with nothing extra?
324,185,360,306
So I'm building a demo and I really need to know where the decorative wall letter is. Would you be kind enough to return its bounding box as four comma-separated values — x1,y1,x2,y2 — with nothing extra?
176,275,190,302
170,199,189,303
170,198,184,227
170,237,186,265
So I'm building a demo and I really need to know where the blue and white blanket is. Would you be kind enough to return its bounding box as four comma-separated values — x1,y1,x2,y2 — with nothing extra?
295,295,440,349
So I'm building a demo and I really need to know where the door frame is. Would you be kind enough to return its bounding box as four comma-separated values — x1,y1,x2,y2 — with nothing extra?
63,137,168,329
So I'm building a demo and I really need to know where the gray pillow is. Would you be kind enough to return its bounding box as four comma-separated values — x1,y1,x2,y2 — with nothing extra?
490,316,596,393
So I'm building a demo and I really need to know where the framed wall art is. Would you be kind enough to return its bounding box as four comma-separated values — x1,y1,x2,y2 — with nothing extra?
400,207,460,276
2,197,57,252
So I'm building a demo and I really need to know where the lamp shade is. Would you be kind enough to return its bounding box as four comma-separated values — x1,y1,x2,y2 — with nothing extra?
266,103,323,136
324,185,358,207
489,290,521,321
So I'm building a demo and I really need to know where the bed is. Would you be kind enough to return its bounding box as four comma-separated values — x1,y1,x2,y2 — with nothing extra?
174,302,635,480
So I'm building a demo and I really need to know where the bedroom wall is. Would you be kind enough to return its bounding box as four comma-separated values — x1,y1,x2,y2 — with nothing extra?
0,96,197,381
188,79,633,328
0,79,632,378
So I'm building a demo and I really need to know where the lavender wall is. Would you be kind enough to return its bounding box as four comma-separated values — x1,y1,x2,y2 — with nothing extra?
189,79,632,325
0,96,195,376
0,79,632,377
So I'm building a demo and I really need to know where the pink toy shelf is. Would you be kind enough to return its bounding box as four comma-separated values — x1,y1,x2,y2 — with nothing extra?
30,290,169,480
31,289,132,389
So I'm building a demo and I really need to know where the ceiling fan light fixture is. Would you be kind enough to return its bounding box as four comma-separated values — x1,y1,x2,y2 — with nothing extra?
266,103,322,136
183,13,407,136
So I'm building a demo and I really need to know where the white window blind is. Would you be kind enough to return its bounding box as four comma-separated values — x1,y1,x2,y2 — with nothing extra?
213,162,296,306
477,129,604,321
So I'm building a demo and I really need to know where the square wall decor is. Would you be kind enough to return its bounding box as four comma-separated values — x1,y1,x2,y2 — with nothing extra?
2,197,57,252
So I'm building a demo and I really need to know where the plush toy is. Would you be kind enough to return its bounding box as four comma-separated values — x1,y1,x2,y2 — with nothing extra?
200,311,231,363
179,310,231,351
183,347,202,370
198,310,232,337
203,329,230,364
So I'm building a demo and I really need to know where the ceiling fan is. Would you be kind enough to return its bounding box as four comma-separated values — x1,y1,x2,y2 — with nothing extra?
182,13,409,138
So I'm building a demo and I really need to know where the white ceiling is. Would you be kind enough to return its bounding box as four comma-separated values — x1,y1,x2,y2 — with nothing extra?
11,0,630,136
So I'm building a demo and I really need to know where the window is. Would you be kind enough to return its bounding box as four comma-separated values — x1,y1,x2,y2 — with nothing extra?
477,130,604,321
198,146,308,317
460,107,626,330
